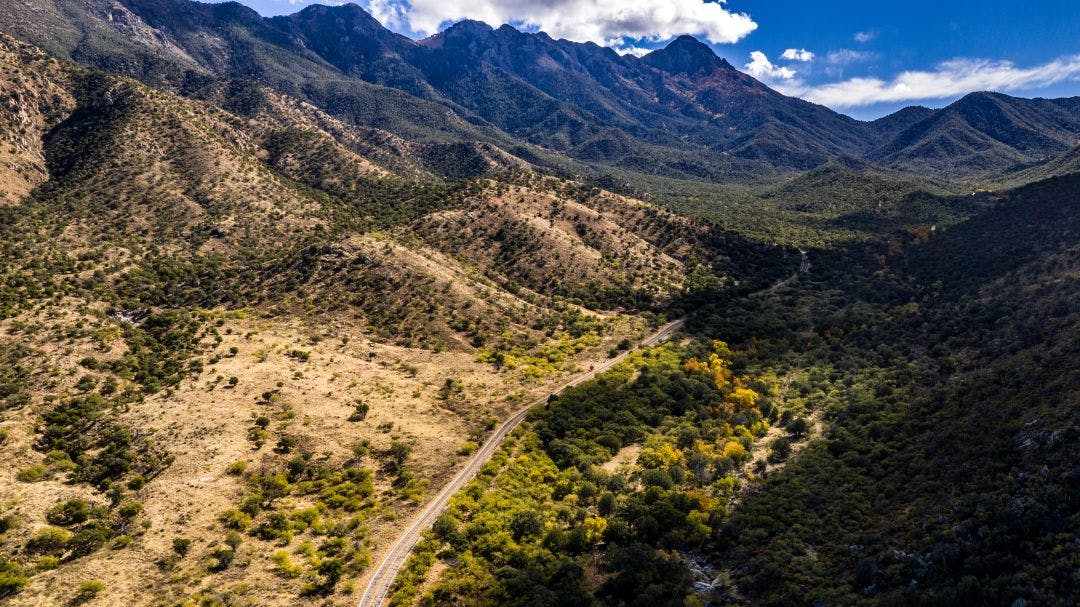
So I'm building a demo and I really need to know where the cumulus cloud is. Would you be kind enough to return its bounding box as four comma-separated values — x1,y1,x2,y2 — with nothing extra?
777,54,1080,107
745,51,797,80
362,0,757,46
854,31,875,43
364,0,408,27
781,48,814,62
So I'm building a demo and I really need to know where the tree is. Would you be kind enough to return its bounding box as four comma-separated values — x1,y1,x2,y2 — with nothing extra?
510,510,544,542
768,437,792,463
787,417,811,438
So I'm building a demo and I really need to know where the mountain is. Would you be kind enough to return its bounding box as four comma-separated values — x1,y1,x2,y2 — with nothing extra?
995,143,1080,185
868,105,935,139
872,91,1080,180
6,0,1080,185
760,156,959,218
0,0,872,180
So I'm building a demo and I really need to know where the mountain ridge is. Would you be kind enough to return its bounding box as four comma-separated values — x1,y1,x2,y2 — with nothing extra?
4,0,1080,183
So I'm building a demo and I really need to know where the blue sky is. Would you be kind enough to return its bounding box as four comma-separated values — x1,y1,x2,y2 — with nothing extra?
228,0,1080,119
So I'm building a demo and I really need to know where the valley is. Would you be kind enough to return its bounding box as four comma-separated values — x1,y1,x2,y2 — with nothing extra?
0,2,1077,606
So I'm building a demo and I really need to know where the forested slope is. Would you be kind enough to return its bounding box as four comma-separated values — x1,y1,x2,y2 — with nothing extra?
706,173,1080,605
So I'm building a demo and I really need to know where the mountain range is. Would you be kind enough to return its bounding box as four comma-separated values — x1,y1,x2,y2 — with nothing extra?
4,0,1080,185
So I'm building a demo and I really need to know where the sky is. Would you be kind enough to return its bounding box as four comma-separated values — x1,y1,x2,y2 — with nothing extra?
227,0,1080,119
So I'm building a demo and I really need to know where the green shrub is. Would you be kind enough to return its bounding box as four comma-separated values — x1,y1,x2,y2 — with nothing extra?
74,579,105,602
347,400,369,422
226,461,247,475
172,538,192,556
271,549,303,578
0,556,28,597
16,464,46,482
117,502,143,519
274,435,299,454
218,509,251,531
46,499,92,526
26,526,71,554
34,556,60,571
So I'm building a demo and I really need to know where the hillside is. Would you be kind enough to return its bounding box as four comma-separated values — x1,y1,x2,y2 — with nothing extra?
871,91,1080,181
708,173,1080,605
760,157,957,214
0,34,794,606
383,169,1080,607
994,143,1080,186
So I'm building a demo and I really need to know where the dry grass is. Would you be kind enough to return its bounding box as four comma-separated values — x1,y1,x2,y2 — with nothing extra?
0,303,646,606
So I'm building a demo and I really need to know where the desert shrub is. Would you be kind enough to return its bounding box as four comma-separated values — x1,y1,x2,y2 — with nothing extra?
26,526,71,555
16,464,45,482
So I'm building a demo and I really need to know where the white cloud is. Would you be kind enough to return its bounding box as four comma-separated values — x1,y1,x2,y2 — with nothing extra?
611,44,653,58
826,49,874,65
781,48,813,62
745,51,797,80
777,54,1080,108
854,31,875,43
362,0,757,46
364,0,407,26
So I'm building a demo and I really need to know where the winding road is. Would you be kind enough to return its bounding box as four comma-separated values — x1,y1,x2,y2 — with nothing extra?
357,318,686,607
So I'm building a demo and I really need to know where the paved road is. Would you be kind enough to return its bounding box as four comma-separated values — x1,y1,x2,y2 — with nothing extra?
357,318,686,607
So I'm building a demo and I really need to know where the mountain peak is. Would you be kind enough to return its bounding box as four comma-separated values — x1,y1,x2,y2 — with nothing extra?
443,19,495,36
642,35,728,75
290,2,384,29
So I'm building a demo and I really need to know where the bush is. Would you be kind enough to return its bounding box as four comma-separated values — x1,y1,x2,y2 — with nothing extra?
768,437,792,463
348,400,369,422
208,546,234,572
274,435,299,454
68,523,112,558
34,556,60,571
46,499,92,526
271,549,303,578
172,538,192,556
117,502,143,519
218,509,251,531
16,464,46,482
74,579,105,603
226,460,247,475
26,526,71,555
0,556,28,597
787,417,811,438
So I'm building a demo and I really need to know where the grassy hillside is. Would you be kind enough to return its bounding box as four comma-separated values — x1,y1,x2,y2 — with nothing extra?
0,36,796,606
389,172,1080,606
